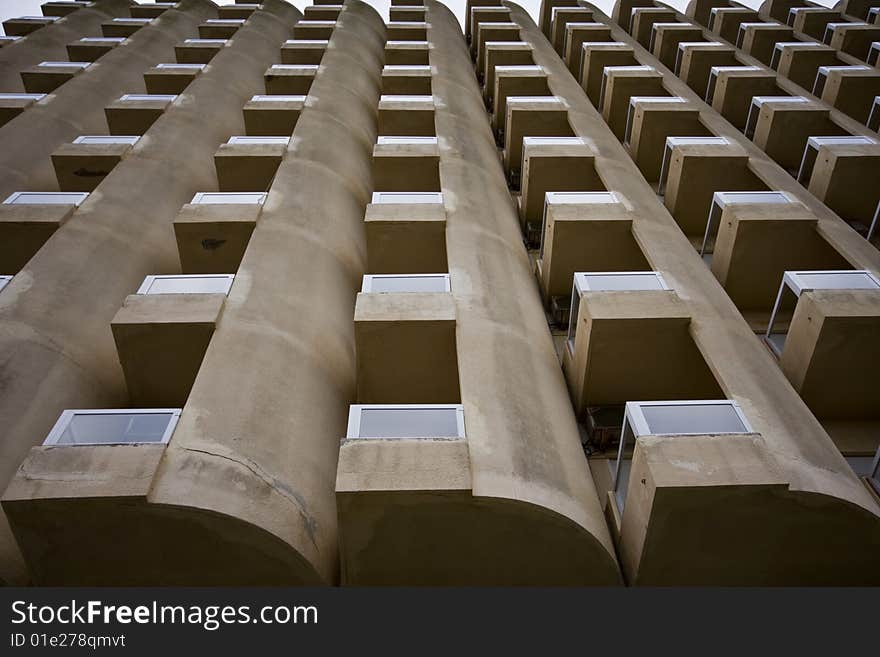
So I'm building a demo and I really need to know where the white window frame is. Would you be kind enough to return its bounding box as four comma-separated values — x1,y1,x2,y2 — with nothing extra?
540,192,619,259
0,93,46,101
769,42,811,71
700,191,795,258
649,22,695,53
744,96,808,139
568,271,670,353
371,191,443,204
797,135,876,184
155,63,206,70
73,135,139,145
868,96,880,133
765,269,880,356
111,17,152,24
624,96,685,146
382,65,432,72
118,94,177,102
598,66,654,111
376,136,438,145
379,94,435,104
249,94,307,102
284,39,329,45
385,40,430,47
675,42,725,76
346,404,466,440
869,42,880,67
43,408,182,446
205,18,246,25
37,61,90,68
226,135,290,145
361,273,451,293
3,191,88,206
190,192,267,205
0,275,11,293
268,64,319,72
136,274,235,295
706,66,761,103
813,66,870,97
182,38,228,45
659,137,729,196
612,400,753,510
78,37,125,44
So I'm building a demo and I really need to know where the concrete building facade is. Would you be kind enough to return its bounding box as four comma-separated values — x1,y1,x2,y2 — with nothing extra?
0,0,877,585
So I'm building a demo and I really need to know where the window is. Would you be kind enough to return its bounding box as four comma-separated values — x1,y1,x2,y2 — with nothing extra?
650,22,694,52
822,22,849,45
20,16,59,21
268,64,319,71
206,19,245,25
155,63,206,70
869,199,879,242
868,96,880,132
0,37,22,44
568,271,670,351
540,192,619,258
765,270,880,356
706,66,761,103
744,96,808,139
376,136,438,145
386,40,429,46
813,66,870,97
612,400,753,510
797,136,876,184
73,135,139,145
522,136,586,147
379,94,434,103
78,37,125,43
675,42,725,75
284,39,329,45
870,42,880,67
136,274,234,295
383,65,431,72
0,93,46,101
112,17,151,24
190,192,266,205
226,136,290,145
625,96,685,146
361,273,450,293
770,42,813,71
870,445,880,496
735,21,773,48
701,191,794,258
346,404,465,439
183,39,228,44
0,276,11,293
3,191,88,205
118,94,177,102
371,192,443,204
43,409,181,446
249,94,307,102
659,137,729,195
37,61,89,68
598,66,653,111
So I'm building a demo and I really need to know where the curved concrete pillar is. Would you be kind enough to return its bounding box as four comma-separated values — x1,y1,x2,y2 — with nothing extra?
0,0,133,92
0,0,301,585
518,1,880,584
335,0,622,586
0,0,218,197
137,0,386,585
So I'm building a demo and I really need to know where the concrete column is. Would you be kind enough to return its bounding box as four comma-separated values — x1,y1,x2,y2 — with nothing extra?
0,0,218,198
0,0,301,585
336,1,622,585
141,0,385,585
518,1,880,584
0,0,132,92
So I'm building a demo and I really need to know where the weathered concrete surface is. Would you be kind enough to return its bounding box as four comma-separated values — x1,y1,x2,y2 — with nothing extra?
524,0,880,583
0,0,302,585
0,0,218,199
145,0,386,586
337,0,622,586
0,0,132,92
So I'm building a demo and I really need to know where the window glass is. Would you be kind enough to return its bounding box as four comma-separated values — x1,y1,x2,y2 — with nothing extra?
641,404,748,435
56,412,175,445
357,407,461,438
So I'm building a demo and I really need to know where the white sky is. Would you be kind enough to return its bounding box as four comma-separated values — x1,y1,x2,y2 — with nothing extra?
0,0,841,37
